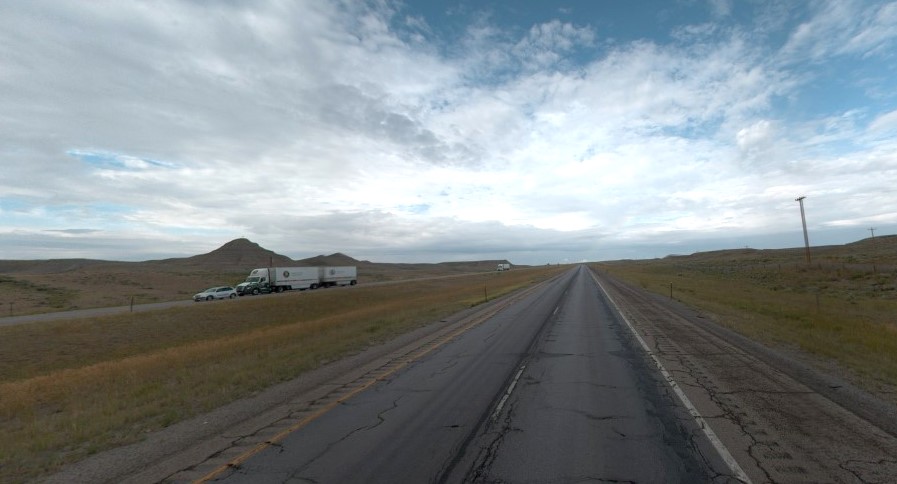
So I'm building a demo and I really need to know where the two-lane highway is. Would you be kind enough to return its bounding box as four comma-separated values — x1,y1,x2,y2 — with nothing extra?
203,266,739,483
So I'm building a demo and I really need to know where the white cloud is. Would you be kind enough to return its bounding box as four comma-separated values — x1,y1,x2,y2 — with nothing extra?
709,0,734,18
0,0,894,264
780,0,897,61
736,120,774,151
868,109,897,134
511,20,595,70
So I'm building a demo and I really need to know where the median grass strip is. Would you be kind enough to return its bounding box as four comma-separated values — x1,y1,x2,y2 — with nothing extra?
595,248,897,396
0,267,564,482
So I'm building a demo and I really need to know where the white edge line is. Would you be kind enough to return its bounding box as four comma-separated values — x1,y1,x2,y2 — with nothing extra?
492,364,526,421
493,304,557,422
592,274,752,484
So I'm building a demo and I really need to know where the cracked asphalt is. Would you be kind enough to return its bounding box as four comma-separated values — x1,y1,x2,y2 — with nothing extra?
48,265,897,483
207,266,733,483
597,270,897,483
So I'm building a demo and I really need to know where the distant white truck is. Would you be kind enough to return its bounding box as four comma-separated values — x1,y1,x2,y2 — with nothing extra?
496,263,511,271
235,267,319,295
236,266,358,295
319,266,358,288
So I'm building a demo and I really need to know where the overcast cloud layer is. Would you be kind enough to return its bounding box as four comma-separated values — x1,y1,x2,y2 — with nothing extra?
1,1,896,264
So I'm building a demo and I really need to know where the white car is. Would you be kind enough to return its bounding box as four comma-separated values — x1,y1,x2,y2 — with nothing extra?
193,286,237,301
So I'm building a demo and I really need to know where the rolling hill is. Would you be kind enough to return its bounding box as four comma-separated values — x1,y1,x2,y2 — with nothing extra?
0,238,513,316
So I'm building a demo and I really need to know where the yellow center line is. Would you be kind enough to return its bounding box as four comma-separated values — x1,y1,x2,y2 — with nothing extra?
195,299,513,483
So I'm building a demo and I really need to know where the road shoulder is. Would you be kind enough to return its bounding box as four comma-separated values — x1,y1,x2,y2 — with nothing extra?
596,271,897,483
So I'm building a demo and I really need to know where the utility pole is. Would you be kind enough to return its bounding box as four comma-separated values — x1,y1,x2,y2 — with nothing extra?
795,196,811,264
870,227,878,274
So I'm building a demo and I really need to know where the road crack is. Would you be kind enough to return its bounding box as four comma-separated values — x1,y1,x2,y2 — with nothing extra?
285,396,403,482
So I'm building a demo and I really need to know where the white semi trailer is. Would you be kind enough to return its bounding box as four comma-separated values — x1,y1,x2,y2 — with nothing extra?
496,263,511,271
236,266,358,295
319,266,358,287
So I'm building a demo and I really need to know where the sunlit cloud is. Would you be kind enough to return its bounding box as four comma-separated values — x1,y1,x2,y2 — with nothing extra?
0,0,895,263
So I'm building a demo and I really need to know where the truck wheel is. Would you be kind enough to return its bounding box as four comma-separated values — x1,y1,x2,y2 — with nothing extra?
350,280,357,285
252,288,260,295
310,283,318,290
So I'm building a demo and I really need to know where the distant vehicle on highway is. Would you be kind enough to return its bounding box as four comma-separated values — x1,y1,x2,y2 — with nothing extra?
193,286,237,301
235,266,357,295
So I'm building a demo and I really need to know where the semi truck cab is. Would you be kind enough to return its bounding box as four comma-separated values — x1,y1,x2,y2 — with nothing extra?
236,274,271,296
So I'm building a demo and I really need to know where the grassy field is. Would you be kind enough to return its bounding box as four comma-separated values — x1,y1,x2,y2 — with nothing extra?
596,236,897,398
0,266,565,482
1,267,247,316
0,260,511,317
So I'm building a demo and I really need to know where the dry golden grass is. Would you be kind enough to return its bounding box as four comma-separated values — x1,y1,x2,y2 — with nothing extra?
1,267,247,316
0,248,511,317
0,267,565,482
596,239,897,397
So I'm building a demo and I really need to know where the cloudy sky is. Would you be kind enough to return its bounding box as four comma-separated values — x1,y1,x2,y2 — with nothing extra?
1,1,896,264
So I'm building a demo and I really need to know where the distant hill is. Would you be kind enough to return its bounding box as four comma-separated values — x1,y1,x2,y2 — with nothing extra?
0,259,112,274
182,240,365,271
0,237,501,276
175,238,296,270
657,235,897,266
0,238,521,316
297,252,360,267
0,238,300,274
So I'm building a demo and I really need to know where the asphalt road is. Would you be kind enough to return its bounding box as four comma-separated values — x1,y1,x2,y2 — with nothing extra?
46,264,897,483
204,266,738,483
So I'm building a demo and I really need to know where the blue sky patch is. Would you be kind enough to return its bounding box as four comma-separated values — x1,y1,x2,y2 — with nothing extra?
400,204,431,214
67,149,177,171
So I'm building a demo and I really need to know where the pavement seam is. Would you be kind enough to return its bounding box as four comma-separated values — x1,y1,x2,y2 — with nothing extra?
590,270,753,484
